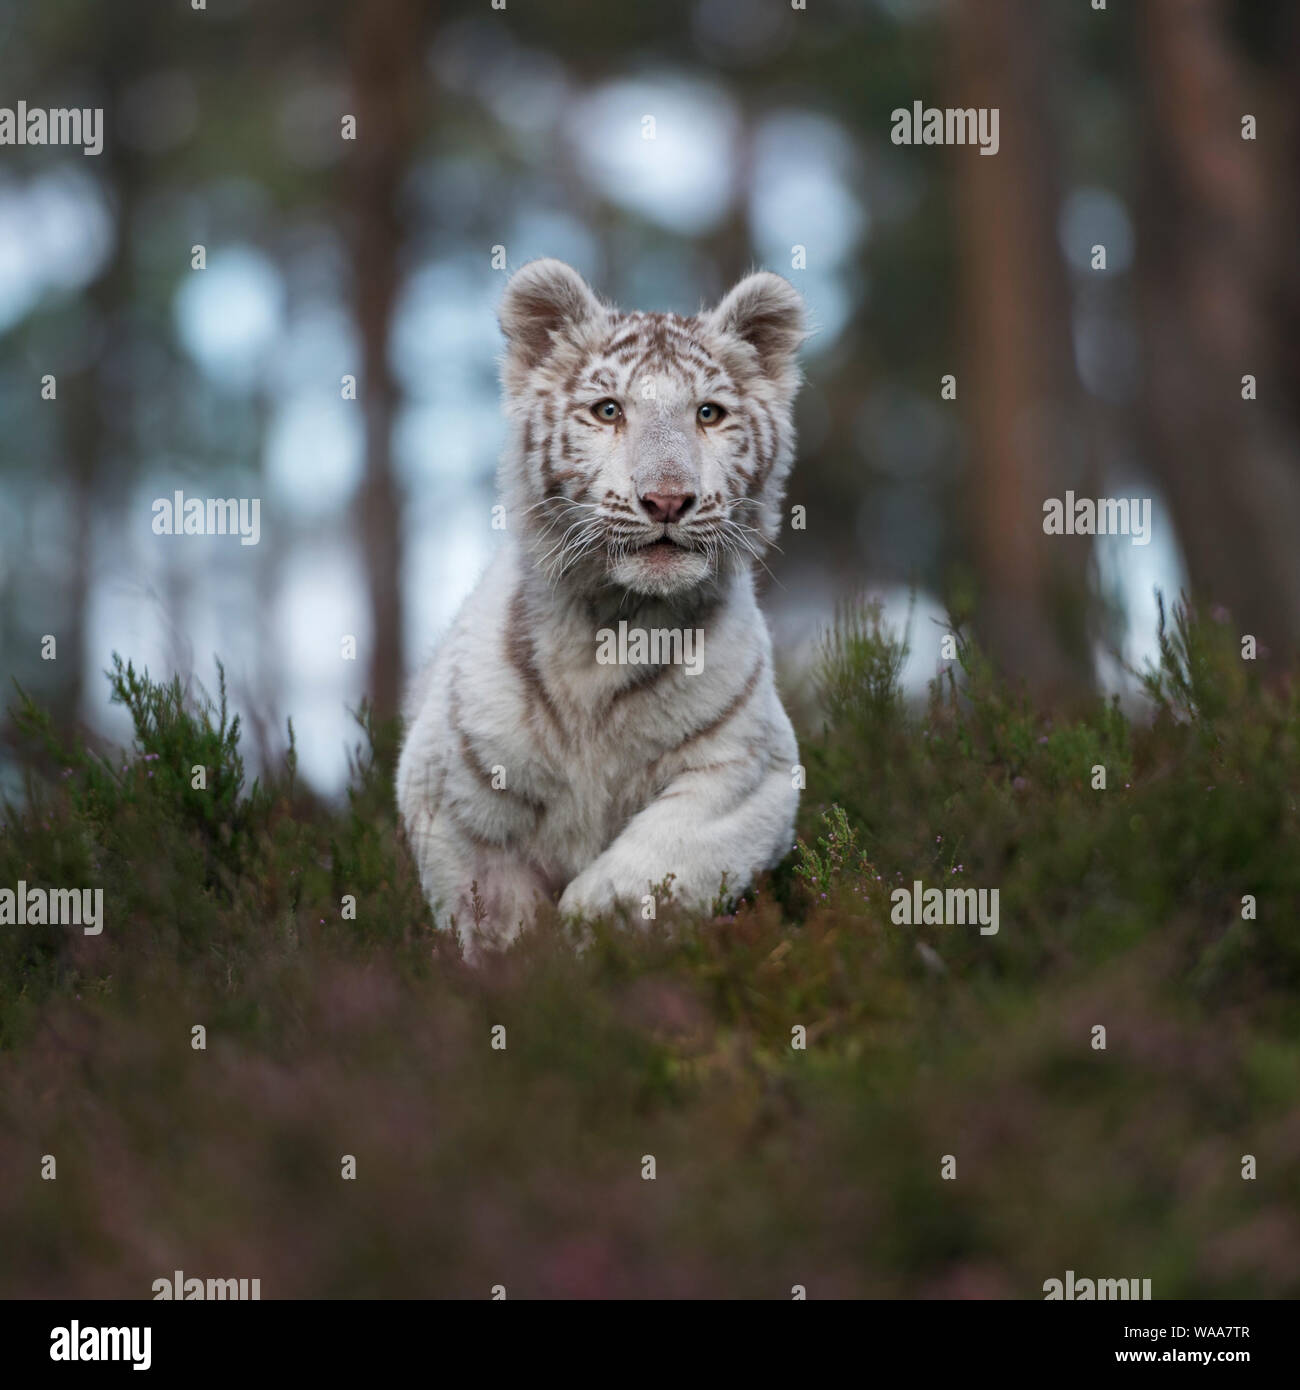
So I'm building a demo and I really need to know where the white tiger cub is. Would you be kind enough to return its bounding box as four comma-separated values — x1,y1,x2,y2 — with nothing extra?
396,259,807,941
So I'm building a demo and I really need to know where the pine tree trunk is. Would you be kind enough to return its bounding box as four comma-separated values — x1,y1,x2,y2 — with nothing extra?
950,0,1094,696
347,0,424,720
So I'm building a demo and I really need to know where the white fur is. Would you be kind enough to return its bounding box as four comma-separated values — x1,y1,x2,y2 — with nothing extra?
397,260,807,942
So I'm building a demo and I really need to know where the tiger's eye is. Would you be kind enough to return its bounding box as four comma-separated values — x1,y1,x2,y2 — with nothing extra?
698,402,726,425
592,399,622,422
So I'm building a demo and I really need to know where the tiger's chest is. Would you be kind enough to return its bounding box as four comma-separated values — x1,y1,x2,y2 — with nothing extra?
512,663,698,877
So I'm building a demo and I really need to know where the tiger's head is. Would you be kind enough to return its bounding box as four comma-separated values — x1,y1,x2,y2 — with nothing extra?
497,259,807,601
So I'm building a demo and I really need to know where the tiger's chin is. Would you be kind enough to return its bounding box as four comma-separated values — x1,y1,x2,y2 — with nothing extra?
607,542,712,597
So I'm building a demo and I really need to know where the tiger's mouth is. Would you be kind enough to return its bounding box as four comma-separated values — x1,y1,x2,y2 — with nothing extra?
605,527,714,595
629,530,693,555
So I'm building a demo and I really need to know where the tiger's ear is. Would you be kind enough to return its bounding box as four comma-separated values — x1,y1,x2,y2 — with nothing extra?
499,259,605,380
706,271,807,384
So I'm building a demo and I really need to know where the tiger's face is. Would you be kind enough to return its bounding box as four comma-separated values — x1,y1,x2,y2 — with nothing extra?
497,260,807,600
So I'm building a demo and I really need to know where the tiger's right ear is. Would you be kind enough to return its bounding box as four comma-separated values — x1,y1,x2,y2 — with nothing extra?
499,259,605,382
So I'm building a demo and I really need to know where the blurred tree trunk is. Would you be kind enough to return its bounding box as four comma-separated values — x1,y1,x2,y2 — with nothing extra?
950,0,1094,697
1137,0,1300,664
62,353,98,730
347,0,424,720
59,18,145,730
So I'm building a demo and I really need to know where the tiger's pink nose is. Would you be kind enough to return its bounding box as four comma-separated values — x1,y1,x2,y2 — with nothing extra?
640,491,695,524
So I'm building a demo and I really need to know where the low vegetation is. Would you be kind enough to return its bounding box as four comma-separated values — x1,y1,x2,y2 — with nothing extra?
1,600,1296,1297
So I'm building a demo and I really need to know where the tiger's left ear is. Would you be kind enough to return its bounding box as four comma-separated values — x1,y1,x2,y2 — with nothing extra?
706,271,807,384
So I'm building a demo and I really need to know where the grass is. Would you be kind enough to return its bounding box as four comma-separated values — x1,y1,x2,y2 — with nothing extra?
0,598,1297,1298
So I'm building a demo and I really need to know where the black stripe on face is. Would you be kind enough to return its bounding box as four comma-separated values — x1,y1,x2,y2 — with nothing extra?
693,492,723,518
752,401,780,491
537,398,557,490
544,426,589,493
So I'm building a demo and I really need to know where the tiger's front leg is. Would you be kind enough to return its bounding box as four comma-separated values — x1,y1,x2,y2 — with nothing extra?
557,745,798,919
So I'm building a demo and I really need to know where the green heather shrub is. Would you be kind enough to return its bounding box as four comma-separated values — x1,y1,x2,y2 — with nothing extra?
0,597,1296,1298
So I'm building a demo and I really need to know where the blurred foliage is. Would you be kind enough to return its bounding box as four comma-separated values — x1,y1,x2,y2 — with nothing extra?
2,602,1296,1296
